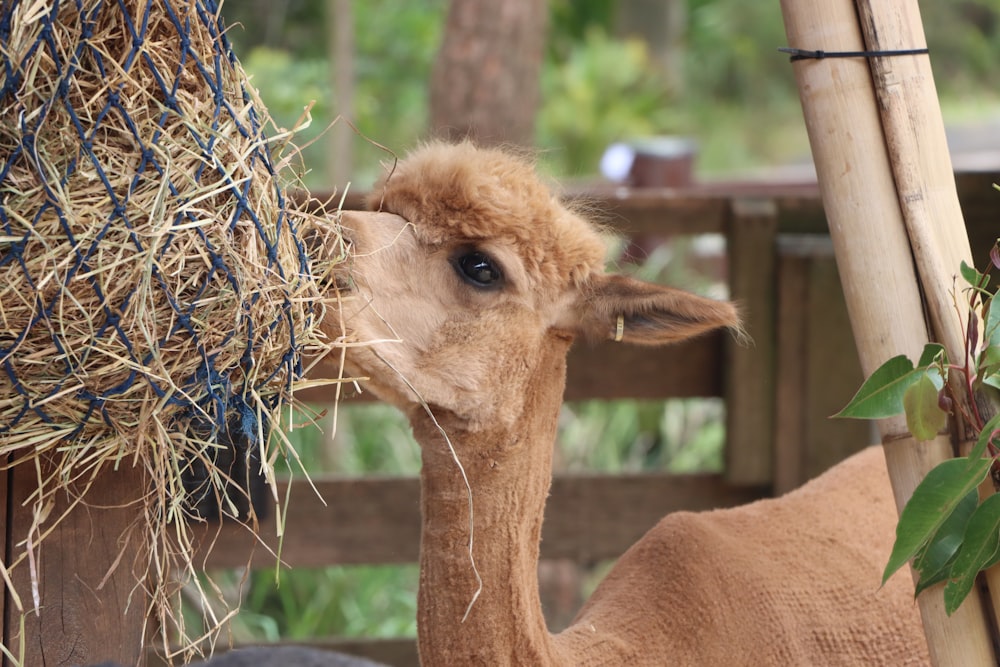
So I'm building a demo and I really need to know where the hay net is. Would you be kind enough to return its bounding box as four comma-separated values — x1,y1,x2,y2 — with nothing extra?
0,0,339,656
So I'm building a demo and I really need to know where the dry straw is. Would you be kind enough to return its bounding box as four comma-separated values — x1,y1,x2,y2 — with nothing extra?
0,0,343,658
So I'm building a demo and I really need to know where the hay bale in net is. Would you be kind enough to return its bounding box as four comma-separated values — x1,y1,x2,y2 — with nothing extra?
0,0,340,655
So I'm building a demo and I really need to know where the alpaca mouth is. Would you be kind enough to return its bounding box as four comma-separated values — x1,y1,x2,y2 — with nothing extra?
330,237,356,293
308,254,353,296
331,267,354,293
302,216,354,295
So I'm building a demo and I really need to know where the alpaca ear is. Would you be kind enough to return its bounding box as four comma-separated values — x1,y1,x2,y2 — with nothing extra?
573,274,741,346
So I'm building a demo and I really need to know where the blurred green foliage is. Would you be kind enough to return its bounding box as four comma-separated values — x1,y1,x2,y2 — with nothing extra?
684,0,799,105
187,564,419,642
537,28,681,176
226,0,445,187
224,1,1000,183
922,2,1000,90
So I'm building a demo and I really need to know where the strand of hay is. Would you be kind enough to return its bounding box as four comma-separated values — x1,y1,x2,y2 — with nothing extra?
0,0,344,659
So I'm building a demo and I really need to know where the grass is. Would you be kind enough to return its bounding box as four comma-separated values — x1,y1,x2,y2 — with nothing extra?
185,564,419,643
558,398,725,474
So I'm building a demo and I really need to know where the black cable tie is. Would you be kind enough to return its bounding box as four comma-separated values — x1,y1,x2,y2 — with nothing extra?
778,47,929,62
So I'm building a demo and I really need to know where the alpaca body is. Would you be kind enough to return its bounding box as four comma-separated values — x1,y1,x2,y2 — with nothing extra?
320,142,929,665
560,445,927,665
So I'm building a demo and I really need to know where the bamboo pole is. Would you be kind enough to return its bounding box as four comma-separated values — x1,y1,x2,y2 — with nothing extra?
779,0,996,664
853,1,971,380
854,0,1000,637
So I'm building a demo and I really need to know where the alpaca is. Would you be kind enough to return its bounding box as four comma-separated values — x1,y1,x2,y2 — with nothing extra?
318,142,929,665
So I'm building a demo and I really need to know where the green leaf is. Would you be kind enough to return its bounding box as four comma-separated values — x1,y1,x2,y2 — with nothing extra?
918,343,947,368
944,493,1000,615
983,344,1000,394
835,355,920,419
968,413,1000,461
985,297,1000,349
961,260,989,290
903,373,949,441
918,344,948,394
979,345,1000,378
883,457,993,585
912,489,979,596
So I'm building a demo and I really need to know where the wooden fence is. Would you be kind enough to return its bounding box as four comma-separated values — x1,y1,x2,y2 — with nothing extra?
161,170,999,666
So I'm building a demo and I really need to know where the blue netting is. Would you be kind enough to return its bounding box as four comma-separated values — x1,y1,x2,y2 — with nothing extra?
0,0,318,483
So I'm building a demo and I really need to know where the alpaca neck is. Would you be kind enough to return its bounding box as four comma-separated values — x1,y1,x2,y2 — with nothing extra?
410,336,570,665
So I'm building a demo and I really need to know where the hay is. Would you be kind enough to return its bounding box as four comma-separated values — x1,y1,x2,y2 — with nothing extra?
0,0,342,659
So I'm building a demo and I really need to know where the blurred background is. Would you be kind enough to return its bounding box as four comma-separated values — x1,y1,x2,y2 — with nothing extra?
191,0,1000,645
220,0,1000,187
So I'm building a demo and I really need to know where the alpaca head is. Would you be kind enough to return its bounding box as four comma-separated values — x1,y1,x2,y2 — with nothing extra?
326,142,739,430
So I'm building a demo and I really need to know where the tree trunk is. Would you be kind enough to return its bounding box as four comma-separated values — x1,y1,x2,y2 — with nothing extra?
429,0,548,147
326,0,355,187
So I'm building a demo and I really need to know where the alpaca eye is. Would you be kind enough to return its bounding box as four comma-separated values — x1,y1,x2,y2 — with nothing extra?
454,251,503,288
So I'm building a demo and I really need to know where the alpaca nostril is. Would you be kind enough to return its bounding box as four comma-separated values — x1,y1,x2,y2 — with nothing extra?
333,271,354,293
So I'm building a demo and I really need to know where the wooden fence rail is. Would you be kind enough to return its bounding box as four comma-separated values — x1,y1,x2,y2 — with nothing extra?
152,170,999,666
194,473,768,570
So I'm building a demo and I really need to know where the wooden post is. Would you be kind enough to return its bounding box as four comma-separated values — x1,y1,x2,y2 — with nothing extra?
1,465,8,663
773,247,809,494
779,0,997,663
725,198,778,486
3,463,147,667
773,237,873,494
